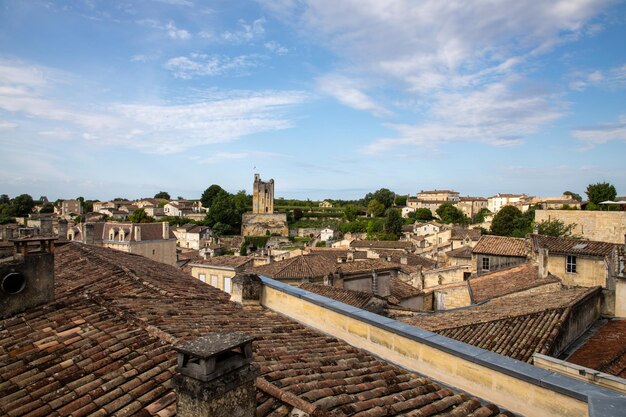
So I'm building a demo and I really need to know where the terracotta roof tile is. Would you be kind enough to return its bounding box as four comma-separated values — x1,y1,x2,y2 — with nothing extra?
350,240,415,250
472,235,528,257
188,255,254,269
299,283,376,309
531,234,619,257
402,287,600,363
567,319,626,378
445,246,473,259
0,243,509,417
469,264,561,303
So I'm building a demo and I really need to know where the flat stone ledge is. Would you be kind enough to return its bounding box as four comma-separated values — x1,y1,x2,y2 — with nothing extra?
259,275,626,409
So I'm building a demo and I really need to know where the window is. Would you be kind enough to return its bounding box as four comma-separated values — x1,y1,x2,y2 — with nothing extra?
566,255,577,273
481,257,490,272
224,277,232,293
210,275,218,287
199,274,206,283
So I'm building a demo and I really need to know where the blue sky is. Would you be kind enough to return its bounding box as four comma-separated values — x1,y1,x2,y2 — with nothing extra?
0,0,625,201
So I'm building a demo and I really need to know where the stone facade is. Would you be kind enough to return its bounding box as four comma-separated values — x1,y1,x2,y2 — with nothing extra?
535,209,626,244
241,174,288,237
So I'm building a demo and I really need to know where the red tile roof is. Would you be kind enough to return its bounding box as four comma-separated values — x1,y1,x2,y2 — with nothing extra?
530,234,619,257
0,243,509,416
389,277,423,301
469,264,561,303
446,246,473,259
567,319,626,378
350,240,415,250
472,235,528,257
249,254,337,280
299,283,376,309
402,287,600,363
189,255,254,269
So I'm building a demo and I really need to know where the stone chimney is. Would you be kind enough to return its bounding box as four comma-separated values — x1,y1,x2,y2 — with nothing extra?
162,222,169,240
400,256,408,265
134,225,141,242
231,274,262,305
1,237,56,319
538,248,549,279
57,219,68,241
84,223,95,244
174,332,258,417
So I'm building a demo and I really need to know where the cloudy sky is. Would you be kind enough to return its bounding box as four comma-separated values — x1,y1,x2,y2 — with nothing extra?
0,0,625,200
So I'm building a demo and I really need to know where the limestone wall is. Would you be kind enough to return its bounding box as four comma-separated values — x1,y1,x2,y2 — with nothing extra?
535,210,626,244
241,213,288,237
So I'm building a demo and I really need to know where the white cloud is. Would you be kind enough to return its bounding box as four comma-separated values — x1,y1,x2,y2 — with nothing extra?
153,0,194,6
572,114,626,148
164,53,262,79
221,18,265,43
264,41,288,55
137,18,191,40
260,0,610,152
0,59,309,154
317,74,389,116
569,64,626,91
0,120,17,130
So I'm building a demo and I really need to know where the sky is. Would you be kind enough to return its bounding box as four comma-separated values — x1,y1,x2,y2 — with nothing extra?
0,0,625,201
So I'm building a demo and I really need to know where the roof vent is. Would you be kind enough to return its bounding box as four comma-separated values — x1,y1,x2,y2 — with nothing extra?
573,243,588,250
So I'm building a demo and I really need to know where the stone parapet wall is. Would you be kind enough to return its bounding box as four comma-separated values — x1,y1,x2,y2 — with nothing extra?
535,210,626,244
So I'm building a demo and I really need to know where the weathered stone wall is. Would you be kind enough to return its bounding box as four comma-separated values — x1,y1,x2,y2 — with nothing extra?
423,265,470,288
547,255,607,288
241,213,288,237
535,210,626,244
433,283,471,310
616,278,626,318
102,239,177,266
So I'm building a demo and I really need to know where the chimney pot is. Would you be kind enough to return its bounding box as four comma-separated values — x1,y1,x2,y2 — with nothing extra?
231,274,262,305
174,332,258,417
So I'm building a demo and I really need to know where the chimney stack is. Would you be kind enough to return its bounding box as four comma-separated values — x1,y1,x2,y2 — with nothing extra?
162,222,169,240
231,274,262,305
57,219,68,241
400,256,407,265
538,247,549,279
134,225,141,242
84,223,95,244
174,332,258,417
1,237,56,319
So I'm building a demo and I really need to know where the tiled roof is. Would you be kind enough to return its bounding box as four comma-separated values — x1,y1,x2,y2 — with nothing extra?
468,264,561,303
299,283,376,309
189,255,254,269
567,319,626,378
418,190,458,194
371,250,436,270
450,226,482,241
249,254,337,280
350,240,415,250
472,235,528,257
530,234,618,257
446,246,473,259
459,197,487,201
403,287,599,363
389,277,423,300
336,258,401,275
0,243,509,417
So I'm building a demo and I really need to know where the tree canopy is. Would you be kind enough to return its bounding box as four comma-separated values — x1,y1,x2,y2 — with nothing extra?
563,191,582,202
490,205,534,237
585,182,617,206
436,203,467,225
537,219,578,238
384,208,403,239
205,190,249,235
407,208,434,223
201,184,225,209
364,188,395,210
128,208,153,223
367,199,385,217
154,191,170,200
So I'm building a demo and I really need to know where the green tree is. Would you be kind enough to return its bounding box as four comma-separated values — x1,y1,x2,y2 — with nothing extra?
384,208,403,239
407,208,434,223
367,199,385,217
10,194,35,216
490,205,533,237
39,203,55,213
537,219,578,238
364,188,395,209
436,203,467,225
206,190,248,234
394,195,408,206
201,184,224,209
128,208,153,223
585,182,617,206
472,208,490,224
154,191,171,199
0,194,9,205
293,208,303,221
343,204,359,221
563,191,582,202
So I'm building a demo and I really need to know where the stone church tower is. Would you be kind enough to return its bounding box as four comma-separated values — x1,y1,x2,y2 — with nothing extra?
252,174,274,214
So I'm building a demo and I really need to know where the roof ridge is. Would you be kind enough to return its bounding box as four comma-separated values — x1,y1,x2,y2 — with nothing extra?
256,377,329,416
68,243,178,298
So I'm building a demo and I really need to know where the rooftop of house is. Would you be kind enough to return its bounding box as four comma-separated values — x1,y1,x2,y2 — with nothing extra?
188,255,254,269
370,249,436,270
445,245,474,259
298,282,377,309
566,319,626,379
0,243,511,417
249,254,337,280
459,196,488,201
472,235,528,257
102,222,175,241
306,247,369,261
450,226,482,241
530,234,620,257
349,240,415,250
418,190,459,194
469,264,561,303
336,258,402,275
402,287,600,363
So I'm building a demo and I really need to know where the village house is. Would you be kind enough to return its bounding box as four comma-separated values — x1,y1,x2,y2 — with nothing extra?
535,209,626,244
186,255,255,293
320,226,334,242
163,199,206,220
172,223,213,249
457,196,488,220
318,200,333,208
55,199,82,217
472,235,529,275
487,193,528,213
1,239,623,417
66,221,177,265
450,226,482,249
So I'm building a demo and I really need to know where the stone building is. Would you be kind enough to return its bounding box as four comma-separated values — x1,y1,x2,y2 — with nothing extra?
241,174,288,237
